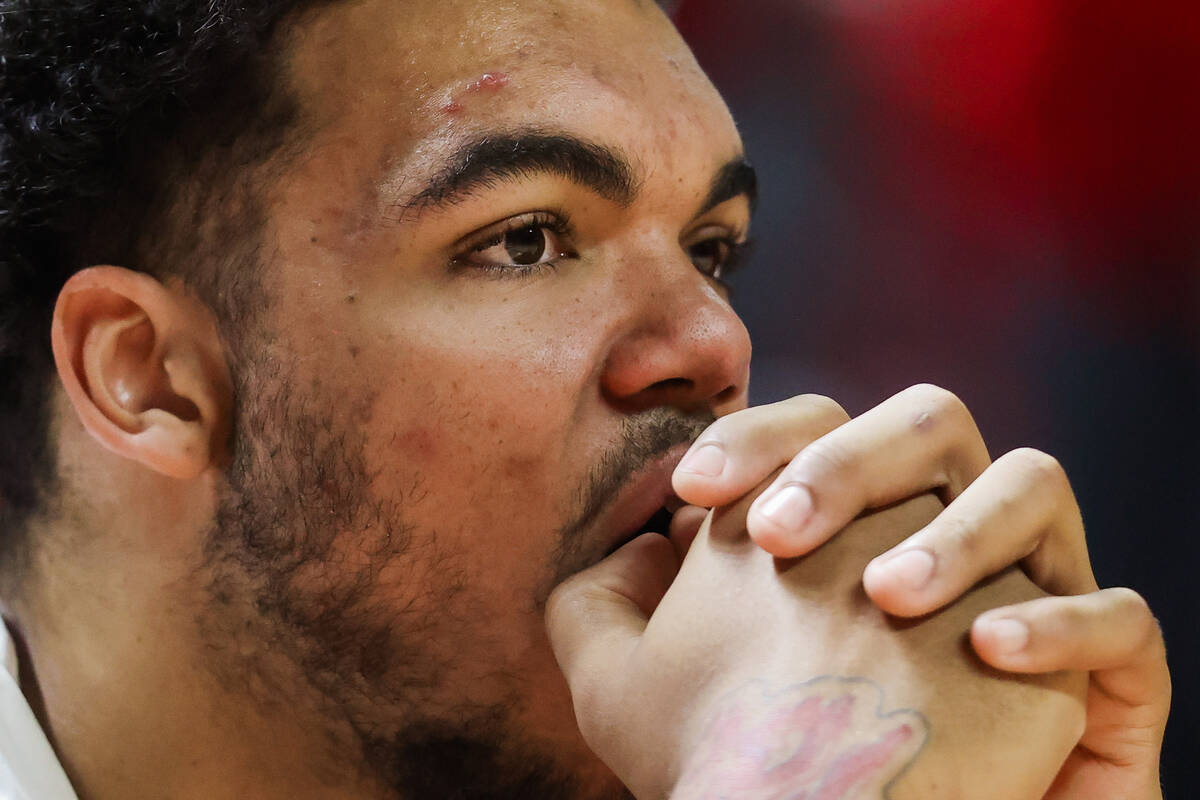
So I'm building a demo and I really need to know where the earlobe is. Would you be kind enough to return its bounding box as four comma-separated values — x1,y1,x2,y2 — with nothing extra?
52,266,231,480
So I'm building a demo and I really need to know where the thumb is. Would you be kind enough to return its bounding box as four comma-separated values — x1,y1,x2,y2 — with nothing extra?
546,532,680,699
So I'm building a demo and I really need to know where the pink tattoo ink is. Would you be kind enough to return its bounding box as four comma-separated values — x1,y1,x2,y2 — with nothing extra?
674,677,928,800
813,724,915,800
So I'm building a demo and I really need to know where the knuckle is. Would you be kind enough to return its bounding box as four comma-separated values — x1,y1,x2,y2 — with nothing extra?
904,383,968,433
794,435,855,482
787,393,851,427
544,576,595,637
544,581,568,616
935,513,981,559
1110,587,1160,644
1109,585,1148,611
547,570,585,603
543,584,575,634
1056,599,1093,633
1007,447,1069,495
904,382,950,398
699,394,851,447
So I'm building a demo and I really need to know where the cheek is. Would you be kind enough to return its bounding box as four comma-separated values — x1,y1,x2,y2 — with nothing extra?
369,346,575,462
378,294,602,443
353,316,598,557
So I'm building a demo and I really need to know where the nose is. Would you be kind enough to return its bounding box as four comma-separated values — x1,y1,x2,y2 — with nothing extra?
600,259,751,416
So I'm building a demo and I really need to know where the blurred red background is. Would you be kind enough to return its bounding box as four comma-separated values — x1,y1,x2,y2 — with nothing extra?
676,0,1198,790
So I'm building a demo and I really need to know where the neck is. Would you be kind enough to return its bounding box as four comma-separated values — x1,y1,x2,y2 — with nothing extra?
15,538,391,800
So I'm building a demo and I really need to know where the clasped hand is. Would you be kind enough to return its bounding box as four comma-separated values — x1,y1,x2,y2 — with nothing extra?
547,385,1169,799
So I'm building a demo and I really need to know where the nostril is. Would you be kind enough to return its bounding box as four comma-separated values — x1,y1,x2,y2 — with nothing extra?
712,383,741,407
649,377,692,393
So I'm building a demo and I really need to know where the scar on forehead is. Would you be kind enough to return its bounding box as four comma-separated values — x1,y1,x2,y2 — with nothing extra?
440,72,511,116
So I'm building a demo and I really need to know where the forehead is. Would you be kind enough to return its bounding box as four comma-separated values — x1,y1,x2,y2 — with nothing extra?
278,0,741,188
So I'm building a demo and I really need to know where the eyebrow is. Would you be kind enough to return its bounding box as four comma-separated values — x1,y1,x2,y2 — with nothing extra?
398,132,638,216
699,157,758,217
393,130,758,220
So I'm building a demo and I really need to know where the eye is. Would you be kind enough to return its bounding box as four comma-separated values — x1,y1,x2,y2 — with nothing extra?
453,212,575,273
687,233,750,281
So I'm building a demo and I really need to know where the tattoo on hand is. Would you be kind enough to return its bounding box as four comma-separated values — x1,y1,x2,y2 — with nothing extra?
672,677,928,800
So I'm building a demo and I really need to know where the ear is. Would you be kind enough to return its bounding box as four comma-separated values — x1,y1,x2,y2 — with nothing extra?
51,266,233,479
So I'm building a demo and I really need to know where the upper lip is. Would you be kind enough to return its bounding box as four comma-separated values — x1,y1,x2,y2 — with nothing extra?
595,442,690,553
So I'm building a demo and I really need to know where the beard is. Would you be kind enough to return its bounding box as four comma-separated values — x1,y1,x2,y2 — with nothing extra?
196,342,708,799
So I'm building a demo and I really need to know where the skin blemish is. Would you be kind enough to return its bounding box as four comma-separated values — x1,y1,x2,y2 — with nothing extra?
441,72,511,116
466,72,510,93
393,426,438,459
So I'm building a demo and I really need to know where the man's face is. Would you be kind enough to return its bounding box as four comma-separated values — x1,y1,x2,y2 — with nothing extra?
204,0,752,795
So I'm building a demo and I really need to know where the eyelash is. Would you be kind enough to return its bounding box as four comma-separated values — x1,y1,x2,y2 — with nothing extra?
450,212,752,285
695,237,753,283
451,211,575,279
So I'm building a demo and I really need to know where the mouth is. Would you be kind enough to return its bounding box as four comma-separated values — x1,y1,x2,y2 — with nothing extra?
636,504,677,536
604,504,678,557
599,445,690,556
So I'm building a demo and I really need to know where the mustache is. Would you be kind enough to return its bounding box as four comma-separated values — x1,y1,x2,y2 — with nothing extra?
560,408,716,545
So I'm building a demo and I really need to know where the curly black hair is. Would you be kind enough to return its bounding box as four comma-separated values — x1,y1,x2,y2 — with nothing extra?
0,1,330,573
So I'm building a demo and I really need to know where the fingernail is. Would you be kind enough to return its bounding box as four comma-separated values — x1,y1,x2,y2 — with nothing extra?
677,444,726,478
757,484,813,531
877,549,936,591
985,618,1030,654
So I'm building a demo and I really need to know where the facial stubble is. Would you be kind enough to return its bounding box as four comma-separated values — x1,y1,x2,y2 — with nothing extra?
198,338,703,799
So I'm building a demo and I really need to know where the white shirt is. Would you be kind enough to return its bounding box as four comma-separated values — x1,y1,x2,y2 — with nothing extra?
0,626,78,800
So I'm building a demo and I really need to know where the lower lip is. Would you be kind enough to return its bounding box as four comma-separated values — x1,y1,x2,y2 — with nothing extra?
604,445,691,546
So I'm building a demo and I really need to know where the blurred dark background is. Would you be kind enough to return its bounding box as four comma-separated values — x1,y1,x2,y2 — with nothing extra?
675,0,1198,792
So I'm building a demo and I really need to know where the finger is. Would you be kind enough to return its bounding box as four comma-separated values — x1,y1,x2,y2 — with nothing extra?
862,448,1096,617
672,394,850,509
971,589,1171,713
668,504,710,561
977,589,1171,797
545,533,679,703
746,384,991,558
